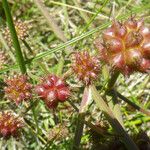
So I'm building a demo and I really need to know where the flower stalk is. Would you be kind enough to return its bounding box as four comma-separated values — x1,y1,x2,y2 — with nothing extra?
73,86,91,149
72,113,85,150
105,71,124,127
90,84,138,150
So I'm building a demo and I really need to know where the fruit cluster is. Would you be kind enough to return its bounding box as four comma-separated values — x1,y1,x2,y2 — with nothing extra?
95,17,150,75
72,51,100,85
4,75,32,105
0,111,23,138
35,75,70,109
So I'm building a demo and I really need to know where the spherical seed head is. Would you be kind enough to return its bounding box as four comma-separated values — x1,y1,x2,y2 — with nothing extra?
0,111,23,139
3,19,28,46
0,51,6,69
72,51,100,85
4,75,32,105
35,75,70,109
95,17,150,75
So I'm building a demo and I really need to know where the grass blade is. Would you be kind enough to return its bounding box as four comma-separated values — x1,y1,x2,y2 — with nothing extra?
2,0,26,74
90,85,139,150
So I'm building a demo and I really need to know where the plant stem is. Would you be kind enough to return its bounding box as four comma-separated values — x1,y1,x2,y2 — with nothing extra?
56,57,65,77
24,118,47,144
72,113,85,150
116,91,150,116
2,0,26,74
81,0,110,33
106,71,124,126
72,86,91,150
22,40,50,74
68,99,111,137
106,71,120,92
90,85,138,150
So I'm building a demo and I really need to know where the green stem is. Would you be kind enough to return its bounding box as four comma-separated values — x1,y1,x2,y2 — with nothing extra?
72,86,91,149
106,71,120,92
24,118,46,144
108,90,124,127
90,85,138,150
116,91,150,116
72,113,85,150
68,99,111,137
22,40,50,74
81,0,110,33
2,0,26,74
106,71,124,126
56,57,65,77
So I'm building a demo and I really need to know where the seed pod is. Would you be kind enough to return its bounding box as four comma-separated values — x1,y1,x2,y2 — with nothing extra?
95,17,150,75
72,51,100,85
35,75,70,109
0,111,23,139
4,75,32,105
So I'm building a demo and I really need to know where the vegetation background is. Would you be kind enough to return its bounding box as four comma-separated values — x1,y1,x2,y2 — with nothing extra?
0,0,149,150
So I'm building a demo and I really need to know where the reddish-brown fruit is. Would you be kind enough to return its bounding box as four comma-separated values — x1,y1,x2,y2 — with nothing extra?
95,17,150,75
4,75,32,105
141,40,150,58
0,111,23,139
35,75,70,109
72,51,100,85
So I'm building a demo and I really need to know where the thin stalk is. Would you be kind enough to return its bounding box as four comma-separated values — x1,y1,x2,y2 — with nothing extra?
50,1,108,19
24,118,47,144
73,0,95,27
53,109,59,125
72,86,91,150
72,113,85,150
56,57,65,77
22,40,50,74
68,99,110,137
81,0,110,33
106,71,120,92
31,102,40,134
106,71,124,126
116,91,150,116
108,90,124,127
90,85,138,150
2,0,26,74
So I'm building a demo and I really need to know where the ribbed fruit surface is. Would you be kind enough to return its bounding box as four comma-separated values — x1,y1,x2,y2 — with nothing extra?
35,75,70,109
95,17,150,75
